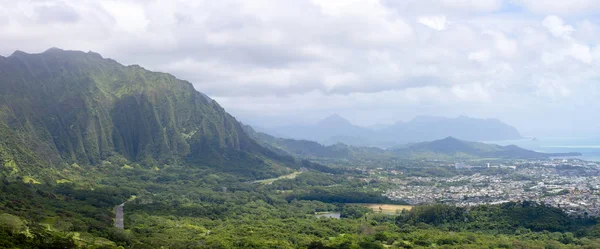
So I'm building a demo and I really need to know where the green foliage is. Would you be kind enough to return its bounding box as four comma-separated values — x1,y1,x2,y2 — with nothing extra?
0,213,27,234
396,201,596,235
340,205,373,219
398,204,467,226
0,213,78,248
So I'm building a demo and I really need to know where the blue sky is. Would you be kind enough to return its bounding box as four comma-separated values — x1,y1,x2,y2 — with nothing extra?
1,0,600,136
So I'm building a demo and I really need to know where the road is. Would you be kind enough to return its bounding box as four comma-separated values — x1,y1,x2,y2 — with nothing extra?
115,203,125,229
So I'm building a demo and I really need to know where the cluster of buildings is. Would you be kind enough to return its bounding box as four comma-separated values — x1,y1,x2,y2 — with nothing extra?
383,159,600,216
455,162,516,169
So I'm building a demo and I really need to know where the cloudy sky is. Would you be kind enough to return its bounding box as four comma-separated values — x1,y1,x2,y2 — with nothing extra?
1,0,600,136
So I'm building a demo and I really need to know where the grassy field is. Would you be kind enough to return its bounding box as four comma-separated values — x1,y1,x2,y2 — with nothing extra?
350,203,413,214
252,171,302,184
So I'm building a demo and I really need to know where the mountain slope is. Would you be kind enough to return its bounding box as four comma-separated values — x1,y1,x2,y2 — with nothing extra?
0,48,290,179
0,122,48,180
243,124,376,159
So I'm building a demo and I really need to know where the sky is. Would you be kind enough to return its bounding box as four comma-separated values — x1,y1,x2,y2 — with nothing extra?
1,0,600,136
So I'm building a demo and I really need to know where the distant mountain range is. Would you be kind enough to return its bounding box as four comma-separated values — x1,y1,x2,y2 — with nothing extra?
265,114,374,145
265,114,522,147
244,125,580,161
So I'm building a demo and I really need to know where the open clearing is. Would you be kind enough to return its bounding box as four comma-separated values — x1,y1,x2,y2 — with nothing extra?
350,203,413,214
252,171,301,184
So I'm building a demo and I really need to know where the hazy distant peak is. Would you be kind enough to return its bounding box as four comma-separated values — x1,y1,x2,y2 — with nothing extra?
44,47,64,53
410,115,447,123
323,113,345,120
266,113,521,147
433,136,465,146
484,117,504,124
441,136,460,141
10,47,102,60
44,47,101,57
8,50,27,57
317,114,352,126
86,51,104,59
502,144,521,150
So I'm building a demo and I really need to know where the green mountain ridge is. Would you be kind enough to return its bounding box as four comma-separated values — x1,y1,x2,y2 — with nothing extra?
393,136,581,159
242,124,388,160
244,125,581,161
0,48,291,180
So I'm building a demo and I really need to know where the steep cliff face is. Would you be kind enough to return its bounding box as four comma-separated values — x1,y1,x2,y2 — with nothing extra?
0,122,45,178
0,48,277,176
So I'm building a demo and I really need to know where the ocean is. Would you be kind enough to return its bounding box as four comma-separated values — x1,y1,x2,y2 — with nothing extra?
485,137,600,162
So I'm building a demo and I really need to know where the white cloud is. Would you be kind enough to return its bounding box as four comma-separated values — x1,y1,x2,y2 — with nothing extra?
323,72,360,91
569,43,593,64
451,82,491,102
542,15,575,38
418,15,447,31
484,30,517,58
1,0,600,134
534,77,572,98
100,1,148,33
593,45,600,62
540,42,592,65
438,0,503,12
468,50,492,62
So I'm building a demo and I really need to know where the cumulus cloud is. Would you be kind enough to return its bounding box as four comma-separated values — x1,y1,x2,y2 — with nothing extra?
569,43,593,64
34,1,81,23
1,0,599,135
418,15,447,31
483,30,517,58
468,50,492,62
542,15,575,38
451,82,491,102
534,77,572,98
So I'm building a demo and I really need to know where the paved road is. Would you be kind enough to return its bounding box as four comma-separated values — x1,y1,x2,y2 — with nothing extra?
115,203,125,229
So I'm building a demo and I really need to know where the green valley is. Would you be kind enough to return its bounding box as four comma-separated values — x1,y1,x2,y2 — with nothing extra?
1,49,599,249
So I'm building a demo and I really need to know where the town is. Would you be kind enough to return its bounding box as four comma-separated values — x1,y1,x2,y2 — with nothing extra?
369,159,600,216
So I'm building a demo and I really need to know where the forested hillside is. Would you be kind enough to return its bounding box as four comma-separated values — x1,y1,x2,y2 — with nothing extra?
0,48,292,180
